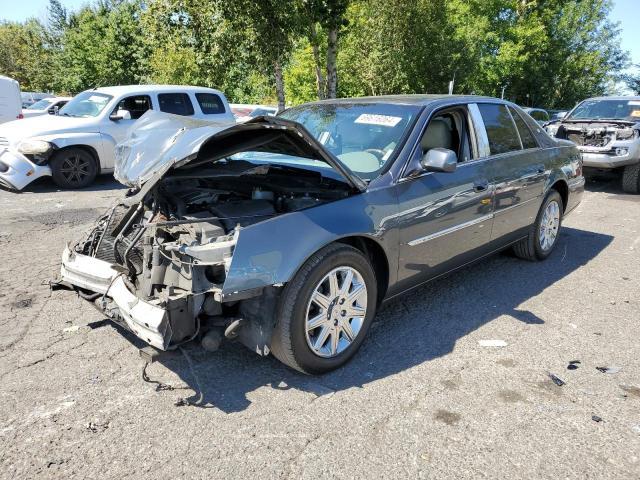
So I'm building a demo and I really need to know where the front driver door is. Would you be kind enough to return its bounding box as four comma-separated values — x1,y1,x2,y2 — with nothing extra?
395,105,494,290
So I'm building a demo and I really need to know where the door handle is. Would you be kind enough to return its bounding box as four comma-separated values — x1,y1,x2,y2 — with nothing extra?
473,180,489,192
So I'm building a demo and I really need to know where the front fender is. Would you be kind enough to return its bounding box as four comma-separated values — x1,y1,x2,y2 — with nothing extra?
35,132,106,167
221,188,399,299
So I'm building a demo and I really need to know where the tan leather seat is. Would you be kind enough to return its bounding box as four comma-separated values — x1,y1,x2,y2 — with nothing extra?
421,119,453,152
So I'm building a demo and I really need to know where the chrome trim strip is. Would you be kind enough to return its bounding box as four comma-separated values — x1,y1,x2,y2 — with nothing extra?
408,213,494,246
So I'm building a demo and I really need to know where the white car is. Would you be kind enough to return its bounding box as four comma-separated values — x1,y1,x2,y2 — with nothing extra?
21,96,72,119
0,85,235,190
230,103,278,122
0,76,22,124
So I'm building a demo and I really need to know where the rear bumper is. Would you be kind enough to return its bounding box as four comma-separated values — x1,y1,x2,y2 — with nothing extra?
0,148,51,191
60,246,171,350
564,176,585,216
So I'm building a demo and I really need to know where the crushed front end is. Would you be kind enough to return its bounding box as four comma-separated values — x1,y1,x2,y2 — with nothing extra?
57,114,357,354
60,198,237,350
554,121,640,169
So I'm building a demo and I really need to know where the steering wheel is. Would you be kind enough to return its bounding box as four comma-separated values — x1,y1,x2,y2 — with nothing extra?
364,149,386,166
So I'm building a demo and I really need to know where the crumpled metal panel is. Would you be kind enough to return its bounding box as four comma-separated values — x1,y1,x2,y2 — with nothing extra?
114,110,234,187
220,187,399,297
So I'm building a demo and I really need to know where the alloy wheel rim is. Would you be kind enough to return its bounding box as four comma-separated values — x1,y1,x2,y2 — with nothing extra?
539,200,560,251
305,266,368,358
60,155,90,184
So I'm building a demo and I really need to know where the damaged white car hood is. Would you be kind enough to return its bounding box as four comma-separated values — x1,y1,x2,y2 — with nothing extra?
114,110,236,187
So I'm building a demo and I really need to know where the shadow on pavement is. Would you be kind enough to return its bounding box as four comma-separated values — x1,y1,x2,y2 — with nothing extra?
104,226,613,413
13,175,126,194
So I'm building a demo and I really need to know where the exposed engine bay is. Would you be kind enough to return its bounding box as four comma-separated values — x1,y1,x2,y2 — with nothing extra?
555,121,640,148
64,160,352,353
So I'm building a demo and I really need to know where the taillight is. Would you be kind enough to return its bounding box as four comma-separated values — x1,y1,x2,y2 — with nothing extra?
17,113,24,119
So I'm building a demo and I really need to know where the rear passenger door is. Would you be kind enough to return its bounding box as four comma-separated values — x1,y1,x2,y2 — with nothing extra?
158,93,195,116
474,103,546,240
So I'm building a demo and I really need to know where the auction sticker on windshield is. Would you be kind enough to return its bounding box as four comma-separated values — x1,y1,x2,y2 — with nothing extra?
354,114,402,127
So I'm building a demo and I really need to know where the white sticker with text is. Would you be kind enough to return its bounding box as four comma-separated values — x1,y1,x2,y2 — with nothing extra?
354,114,402,127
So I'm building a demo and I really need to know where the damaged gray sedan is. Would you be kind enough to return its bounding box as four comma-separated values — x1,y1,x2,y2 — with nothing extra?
58,96,584,374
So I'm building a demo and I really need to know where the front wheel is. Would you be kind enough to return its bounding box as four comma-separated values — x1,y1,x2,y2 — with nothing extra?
50,147,97,189
622,163,640,194
270,243,377,374
513,190,563,261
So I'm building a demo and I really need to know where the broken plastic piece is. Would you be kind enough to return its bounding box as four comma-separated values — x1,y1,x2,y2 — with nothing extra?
596,366,621,374
567,360,581,370
549,373,565,386
592,415,603,423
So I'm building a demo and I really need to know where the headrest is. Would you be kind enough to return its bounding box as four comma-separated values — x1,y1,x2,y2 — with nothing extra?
421,119,453,151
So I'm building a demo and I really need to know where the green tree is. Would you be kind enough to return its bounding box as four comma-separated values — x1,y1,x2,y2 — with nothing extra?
0,19,55,91
55,0,147,93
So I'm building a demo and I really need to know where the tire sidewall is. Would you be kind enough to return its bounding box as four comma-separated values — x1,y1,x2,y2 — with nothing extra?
285,247,377,374
534,190,563,259
51,148,97,189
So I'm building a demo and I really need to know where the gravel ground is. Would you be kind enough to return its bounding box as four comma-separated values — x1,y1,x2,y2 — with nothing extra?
0,175,639,479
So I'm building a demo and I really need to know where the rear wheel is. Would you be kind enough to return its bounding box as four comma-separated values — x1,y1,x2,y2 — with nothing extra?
50,147,97,189
622,164,640,194
513,190,563,261
270,243,377,374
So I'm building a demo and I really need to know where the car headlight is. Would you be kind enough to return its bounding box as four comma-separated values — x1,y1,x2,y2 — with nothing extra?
615,147,629,157
17,139,52,155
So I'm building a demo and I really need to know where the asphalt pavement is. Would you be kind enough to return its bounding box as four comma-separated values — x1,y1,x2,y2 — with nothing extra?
0,175,638,479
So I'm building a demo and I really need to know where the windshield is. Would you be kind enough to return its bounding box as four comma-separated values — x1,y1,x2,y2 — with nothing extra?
279,103,420,180
27,99,54,110
567,99,640,121
59,91,113,118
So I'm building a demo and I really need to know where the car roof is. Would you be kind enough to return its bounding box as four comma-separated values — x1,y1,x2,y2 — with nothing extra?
305,94,501,107
583,96,640,101
90,85,225,97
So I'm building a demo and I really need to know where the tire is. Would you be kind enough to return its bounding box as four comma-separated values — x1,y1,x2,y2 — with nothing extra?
270,243,377,374
622,164,640,194
50,147,98,189
513,190,563,261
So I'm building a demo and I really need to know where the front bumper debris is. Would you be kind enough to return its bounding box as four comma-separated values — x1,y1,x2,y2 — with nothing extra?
61,246,172,350
0,148,52,191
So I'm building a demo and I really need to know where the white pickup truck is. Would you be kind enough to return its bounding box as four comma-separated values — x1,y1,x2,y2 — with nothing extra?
0,85,234,190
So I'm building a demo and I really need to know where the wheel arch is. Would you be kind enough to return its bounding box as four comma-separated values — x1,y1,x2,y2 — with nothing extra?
334,235,390,305
51,144,101,173
548,178,568,212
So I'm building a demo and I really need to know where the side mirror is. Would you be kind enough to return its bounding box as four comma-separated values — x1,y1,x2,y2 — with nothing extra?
421,148,457,173
109,109,131,121
48,106,59,115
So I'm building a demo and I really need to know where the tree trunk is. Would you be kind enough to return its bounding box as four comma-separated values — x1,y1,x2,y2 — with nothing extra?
325,27,338,99
308,22,325,100
274,60,285,112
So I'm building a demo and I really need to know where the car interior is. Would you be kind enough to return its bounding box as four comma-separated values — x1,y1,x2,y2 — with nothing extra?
116,95,152,120
420,108,472,163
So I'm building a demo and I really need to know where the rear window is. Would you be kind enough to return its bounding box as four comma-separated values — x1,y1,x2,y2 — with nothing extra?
510,107,538,149
478,103,522,155
195,93,225,114
158,93,194,116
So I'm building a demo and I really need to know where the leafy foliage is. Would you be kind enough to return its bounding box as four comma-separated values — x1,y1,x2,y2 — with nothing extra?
0,0,629,109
